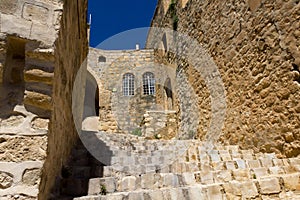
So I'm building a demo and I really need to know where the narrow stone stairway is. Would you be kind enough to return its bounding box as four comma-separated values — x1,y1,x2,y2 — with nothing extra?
57,132,300,199
50,140,105,200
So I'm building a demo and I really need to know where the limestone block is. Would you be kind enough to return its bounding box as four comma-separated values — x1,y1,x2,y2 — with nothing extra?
205,185,224,200
188,186,205,199
181,172,196,185
219,150,232,161
119,176,136,192
147,190,163,200
0,172,13,189
247,160,261,168
200,171,214,184
141,173,155,189
22,3,49,24
214,170,232,183
22,168,41,186
232,169,250,181
161,173,178,187
252,167,269,179
0,0,18,15
88,177,116,195
169,188,185,200
24,91,52,110
282,174,300,191
225,161,236,170
210,153,221,162
289,158,300,166
0,136,47,162
128,192,144,200
30,23,57,46
239,181,259,198
269,166,285,175
31,117,49,130
224,180,258,198
1,13,32,38
272,159,284,167
212,161,225,170
0,114,25,128
235,159,246,169
260,158,274,168
24,69,53,84
258,178,281,194
223,181,242,197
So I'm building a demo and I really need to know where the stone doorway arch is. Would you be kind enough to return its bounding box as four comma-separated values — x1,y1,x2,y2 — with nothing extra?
164,77,173,110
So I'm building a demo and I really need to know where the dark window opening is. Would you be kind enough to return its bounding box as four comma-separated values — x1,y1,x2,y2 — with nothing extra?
98,56,106,63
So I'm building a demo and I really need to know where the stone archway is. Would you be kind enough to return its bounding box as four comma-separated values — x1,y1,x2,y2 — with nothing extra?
82,71,100,131
164,77,173,110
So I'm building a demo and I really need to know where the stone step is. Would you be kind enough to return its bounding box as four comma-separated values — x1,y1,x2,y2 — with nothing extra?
60,178,90,196
101,156,296,178
88,168,300,195
74,173,300,200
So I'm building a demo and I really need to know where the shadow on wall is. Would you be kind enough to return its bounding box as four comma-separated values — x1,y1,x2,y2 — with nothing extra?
0,37,26,118
49,131,113,199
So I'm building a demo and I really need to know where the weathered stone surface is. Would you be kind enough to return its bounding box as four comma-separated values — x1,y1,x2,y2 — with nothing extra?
24,91,52,111
0,14,32,38
22,3,49,23
0,136,47,162
120,176,136,192
31,117,49,130
38,0,88,198
24,69,53,84
259,178,281,194
0,0,18,14
0,171,13,189
0,114,25,127
282,174,300,191
148,0,300,158
22,168,41,186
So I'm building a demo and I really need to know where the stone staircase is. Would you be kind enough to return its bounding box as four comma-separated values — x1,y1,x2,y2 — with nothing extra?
50,141,105,200
59,132,300,199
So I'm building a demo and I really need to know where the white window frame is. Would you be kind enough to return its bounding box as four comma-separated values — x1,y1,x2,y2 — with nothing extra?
123,73,135,96
143,72,155,95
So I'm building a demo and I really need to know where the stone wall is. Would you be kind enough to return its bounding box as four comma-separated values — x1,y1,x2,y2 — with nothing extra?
0,0,62,198
38,0,88,199
148,0,300,157
88,48,178,135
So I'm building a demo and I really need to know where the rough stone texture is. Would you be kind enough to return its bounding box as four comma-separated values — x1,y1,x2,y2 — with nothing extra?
0,161,43,197
38,0,88,199
142,110,177,139
0,0,86,199
0,172,13,189
0,135,47,162
22,168,41,186
148,0,300,158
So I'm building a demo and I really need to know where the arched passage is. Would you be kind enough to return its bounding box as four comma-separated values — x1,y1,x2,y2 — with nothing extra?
164,77,173,110
83,71,100,119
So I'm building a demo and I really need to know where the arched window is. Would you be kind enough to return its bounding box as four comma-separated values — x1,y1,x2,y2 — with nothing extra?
123,73,134,96
98,55,106,63
143,72,155,95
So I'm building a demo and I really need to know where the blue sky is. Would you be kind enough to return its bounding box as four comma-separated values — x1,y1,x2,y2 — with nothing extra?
88,0,157,50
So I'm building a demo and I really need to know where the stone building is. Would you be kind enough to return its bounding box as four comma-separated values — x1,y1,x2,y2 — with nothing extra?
0,0,300,199
86,48,179,139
